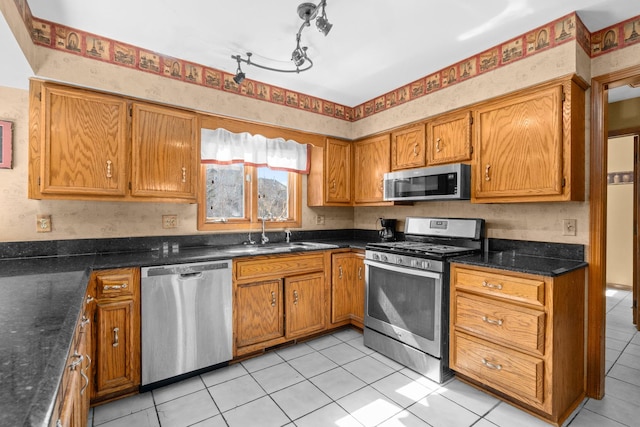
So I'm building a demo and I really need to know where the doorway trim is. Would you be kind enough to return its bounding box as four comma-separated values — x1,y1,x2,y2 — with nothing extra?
589,65,640,398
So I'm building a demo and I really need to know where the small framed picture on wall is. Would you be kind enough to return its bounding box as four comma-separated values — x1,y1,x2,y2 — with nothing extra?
0,120,13,169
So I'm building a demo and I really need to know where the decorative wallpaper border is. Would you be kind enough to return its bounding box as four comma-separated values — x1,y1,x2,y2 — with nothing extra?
10,0,640,123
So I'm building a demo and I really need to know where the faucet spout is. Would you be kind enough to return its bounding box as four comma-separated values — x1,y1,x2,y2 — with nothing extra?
261,217,270,244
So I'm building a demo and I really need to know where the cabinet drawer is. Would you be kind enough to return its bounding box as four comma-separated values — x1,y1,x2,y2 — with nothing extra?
454,293,545,355
454,267,545,307
235,253,325,281
95,270,135,298
452,332,544,405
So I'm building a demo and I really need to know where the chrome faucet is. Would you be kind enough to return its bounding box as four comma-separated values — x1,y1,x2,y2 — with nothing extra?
261,217,270,244
284,229,291,243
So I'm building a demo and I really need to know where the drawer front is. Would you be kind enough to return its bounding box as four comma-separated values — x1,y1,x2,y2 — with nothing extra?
454,293,545,355
95,270,135,298
235,253,325,281
454,267,545,306
452,332,544,405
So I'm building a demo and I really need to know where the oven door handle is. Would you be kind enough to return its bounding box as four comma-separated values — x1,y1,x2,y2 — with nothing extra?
364,259,442,280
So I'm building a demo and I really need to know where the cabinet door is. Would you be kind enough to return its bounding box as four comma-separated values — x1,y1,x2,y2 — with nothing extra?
325,138,352,204
331,253,354,323
131,103,198,201
391,124,426,170
93,299,139,398
426,111,473,165
352,253,365,323
236,280,284,348
354,135,390,204
286,272,326,338
473,85,563,201
40,84,128,196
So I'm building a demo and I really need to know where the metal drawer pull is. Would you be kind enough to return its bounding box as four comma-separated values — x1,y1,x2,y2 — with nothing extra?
271,291,276,307
104,283,127,291
69,352,83,370
358,266,362,280
485,164,491,181
112,327,120,347
482,358,502,370
482,315,503,326
181,166,187,183
106,160,112,178
293,290,299,305
482,280,503,290
86,295,94,304
338,265,343,279
436,138,441,152
413,143,420,156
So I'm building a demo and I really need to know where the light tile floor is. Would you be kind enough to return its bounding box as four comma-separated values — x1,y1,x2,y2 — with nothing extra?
90,288,640,427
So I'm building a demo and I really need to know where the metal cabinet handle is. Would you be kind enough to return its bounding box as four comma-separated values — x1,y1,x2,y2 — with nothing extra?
331,179,336,189
482,358,502,370
413,143,419,156
112,327,119,347
379,178,384,191
106,160,112,178
482,280,503,290
293,290,299,305
181,166,187,183
69,352,83,370
80,369,89,395
86,295,94,304
104,283,128,291
358,266,362,280
81,315,90,330
271,291,276,307
485,164,491,181
338,265,343,279
482,315,503,326
436,138,441,152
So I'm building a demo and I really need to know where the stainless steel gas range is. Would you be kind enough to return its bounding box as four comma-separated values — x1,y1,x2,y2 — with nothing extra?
364,217,485,383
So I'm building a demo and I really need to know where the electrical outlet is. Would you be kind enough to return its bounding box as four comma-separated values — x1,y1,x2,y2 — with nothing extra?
37,215,52,233
563,219,577,236
315,215,325,225
162,215,178,229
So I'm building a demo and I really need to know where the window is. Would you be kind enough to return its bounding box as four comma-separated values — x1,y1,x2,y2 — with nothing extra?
198,163,301,231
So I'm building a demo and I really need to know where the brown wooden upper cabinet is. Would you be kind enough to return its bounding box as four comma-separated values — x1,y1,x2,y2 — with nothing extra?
472,76,586,203
426,110,473,165
28,79,198,203
391,124,426,170
354,134,391,205
307,138,352,206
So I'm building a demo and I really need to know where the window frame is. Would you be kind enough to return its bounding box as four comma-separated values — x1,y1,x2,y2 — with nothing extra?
197,163,302,231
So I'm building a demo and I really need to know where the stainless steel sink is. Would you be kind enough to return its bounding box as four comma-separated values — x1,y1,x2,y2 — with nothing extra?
222,241,338,256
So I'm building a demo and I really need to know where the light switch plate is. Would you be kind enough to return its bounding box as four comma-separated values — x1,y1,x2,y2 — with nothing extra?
563,219,577,236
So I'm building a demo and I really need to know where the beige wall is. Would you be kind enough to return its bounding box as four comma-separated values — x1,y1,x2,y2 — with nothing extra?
3,5,640,246
610,98,640,132
606,135,635,287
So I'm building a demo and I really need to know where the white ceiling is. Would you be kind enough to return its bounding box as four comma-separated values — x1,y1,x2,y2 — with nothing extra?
5,1,640,106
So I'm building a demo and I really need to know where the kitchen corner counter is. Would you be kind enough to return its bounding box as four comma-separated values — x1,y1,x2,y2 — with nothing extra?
452,250,588,277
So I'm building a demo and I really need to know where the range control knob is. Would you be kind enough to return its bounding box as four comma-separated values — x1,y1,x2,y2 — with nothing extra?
422,260,431,269
410,259,418,268
381,254,388,262
372,253,380,261
396,257,403,265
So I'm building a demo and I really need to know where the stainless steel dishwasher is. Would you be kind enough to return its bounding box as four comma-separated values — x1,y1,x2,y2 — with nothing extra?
140,259,232,388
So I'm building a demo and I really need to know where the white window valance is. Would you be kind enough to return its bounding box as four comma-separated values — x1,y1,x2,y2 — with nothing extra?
201,128,310,174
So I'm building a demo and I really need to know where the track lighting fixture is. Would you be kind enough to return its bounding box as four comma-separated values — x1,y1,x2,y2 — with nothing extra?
231,1,332,80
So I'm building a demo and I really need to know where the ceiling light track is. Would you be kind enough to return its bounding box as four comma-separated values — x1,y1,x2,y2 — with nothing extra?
231,1,332,84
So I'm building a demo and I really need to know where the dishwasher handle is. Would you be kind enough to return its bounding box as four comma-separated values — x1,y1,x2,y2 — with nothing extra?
142,260,231,278
179,272,203,280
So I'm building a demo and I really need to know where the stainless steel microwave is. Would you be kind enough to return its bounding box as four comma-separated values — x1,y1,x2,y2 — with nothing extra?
383,163,471,201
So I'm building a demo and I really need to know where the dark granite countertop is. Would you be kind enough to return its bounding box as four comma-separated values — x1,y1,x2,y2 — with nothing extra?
452,250,588,276
0,239,366,427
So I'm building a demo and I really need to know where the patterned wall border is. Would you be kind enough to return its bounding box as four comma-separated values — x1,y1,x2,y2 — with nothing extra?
10,0,640,123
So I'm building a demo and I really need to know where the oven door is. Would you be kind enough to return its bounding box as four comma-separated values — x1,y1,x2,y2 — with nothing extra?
364,259,443,358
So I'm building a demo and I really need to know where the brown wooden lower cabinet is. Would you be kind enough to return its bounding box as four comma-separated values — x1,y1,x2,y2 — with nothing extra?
89,268,141,403
233,253,328,356
330,250,365,327
449,263,586,426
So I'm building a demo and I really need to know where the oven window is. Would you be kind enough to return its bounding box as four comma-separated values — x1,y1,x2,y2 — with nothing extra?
367,265,436,340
